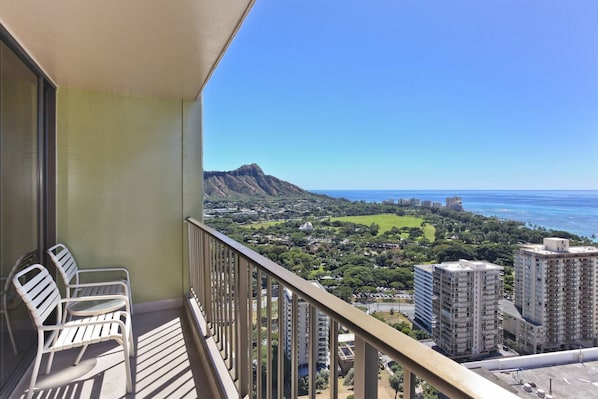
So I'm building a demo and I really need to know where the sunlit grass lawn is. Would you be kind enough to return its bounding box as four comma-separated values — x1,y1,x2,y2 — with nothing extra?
331,214,435,241
245,220,281,229
245,214,435,241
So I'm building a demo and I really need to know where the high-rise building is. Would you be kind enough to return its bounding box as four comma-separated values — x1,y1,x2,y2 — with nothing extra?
283,281,329,375
414,264,434,333
445,196,463,211
509,238,598,353
432,259,503,360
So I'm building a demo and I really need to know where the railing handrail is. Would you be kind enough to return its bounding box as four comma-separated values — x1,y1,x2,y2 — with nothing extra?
187,217,520,398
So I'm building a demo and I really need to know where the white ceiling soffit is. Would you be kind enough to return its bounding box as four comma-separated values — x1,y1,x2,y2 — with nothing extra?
0,0,254,100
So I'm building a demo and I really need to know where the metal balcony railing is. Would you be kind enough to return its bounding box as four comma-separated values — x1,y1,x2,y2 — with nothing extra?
186,218,519,399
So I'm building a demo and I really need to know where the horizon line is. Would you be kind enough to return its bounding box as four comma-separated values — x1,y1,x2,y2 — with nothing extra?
307,188,598,192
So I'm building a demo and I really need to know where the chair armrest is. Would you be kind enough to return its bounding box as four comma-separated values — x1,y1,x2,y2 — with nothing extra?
61,294,129,304
77,267,130,280
69,280,129,293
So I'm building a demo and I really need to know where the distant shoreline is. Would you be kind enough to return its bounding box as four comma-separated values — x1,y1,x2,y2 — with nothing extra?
312,189,598,240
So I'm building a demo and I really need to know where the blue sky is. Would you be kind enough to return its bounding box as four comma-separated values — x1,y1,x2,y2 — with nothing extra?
204,1,598,190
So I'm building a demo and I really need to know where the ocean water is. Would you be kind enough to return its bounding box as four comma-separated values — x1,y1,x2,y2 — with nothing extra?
310,190,598,240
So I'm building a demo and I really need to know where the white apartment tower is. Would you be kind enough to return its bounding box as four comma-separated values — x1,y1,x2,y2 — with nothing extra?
513,238,598,352
414,264,434,333
283,282,329,373
432,259,503,360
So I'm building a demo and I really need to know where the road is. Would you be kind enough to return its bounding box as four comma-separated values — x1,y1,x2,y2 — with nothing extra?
251,294,415,321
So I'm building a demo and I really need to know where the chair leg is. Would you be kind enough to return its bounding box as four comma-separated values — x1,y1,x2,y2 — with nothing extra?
122,339,132,392
74,344,89,365
46,348,56,374
128,324,135,357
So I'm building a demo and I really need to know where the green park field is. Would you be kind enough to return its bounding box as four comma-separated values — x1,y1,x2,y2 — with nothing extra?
331,214,435,241
248,214,435,242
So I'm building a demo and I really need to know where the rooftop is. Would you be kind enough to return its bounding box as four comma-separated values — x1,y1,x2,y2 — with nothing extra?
478,358,598,399
435,259,504,272
519,238,598,256
415,263,434,273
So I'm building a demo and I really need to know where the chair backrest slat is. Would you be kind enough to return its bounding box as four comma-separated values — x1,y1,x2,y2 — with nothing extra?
37,290,61,324
22,269,50,299
30,280,59,319
13,265,60,326
48,244,80,286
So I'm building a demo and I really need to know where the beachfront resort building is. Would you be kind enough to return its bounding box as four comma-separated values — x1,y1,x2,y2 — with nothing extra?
432,259,504,360
283,282,330,375
505,238,598,353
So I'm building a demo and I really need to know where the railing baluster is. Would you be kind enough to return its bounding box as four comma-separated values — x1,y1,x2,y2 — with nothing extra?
220,244,226,351
256,269,263,398
354,335,378,399
266,276,273,399
308,304,316,399
236,257,249,398
203,230,213,325
225,246,231,366
216,241,223,349
229,252,236,377
277,282,285,399
403,365,416,399
232,254,237,374
210,237,217,334
329,321,338,399
187,223,195,300
195,226,202,305
291,293,298,399
228,248,234,368
248,263,255,397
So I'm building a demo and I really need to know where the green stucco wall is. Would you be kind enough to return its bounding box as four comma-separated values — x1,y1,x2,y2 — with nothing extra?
56,88,203,304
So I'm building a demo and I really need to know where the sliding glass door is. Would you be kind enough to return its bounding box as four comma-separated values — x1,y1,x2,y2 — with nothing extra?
0,35,55,395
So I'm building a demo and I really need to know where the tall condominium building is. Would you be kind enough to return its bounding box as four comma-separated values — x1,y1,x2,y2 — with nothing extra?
414,264,434,333
510,238,598,353
445,196,463,211
283,282,329,374
432,259,503,360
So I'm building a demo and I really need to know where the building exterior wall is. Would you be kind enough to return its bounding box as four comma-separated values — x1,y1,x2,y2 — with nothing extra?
501,307,544,354
445,196,463,210
513,238,598,352
283,283,329,369
414,264,434,333
432,260,503,360
56,88,203,304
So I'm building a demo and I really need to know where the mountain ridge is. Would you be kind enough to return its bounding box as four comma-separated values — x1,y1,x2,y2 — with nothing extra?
204,164,317,199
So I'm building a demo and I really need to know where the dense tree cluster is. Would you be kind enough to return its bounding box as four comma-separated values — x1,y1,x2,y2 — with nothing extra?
205,197,591,299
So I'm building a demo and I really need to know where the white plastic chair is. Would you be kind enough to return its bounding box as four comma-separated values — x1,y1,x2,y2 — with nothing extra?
12,264,134,399
47,243,133,313
1,250,38,354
